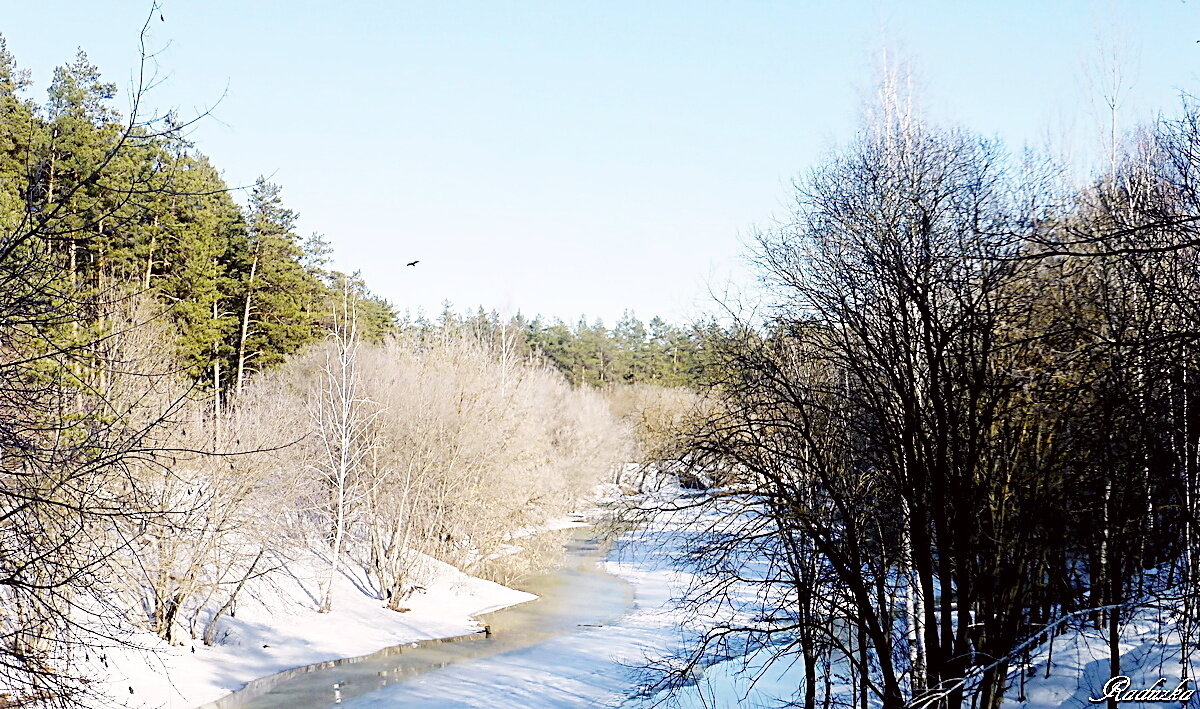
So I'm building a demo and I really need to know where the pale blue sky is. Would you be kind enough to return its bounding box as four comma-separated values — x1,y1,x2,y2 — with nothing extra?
2,1,1198,324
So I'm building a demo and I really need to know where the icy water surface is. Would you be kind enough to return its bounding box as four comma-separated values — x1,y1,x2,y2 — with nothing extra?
199,526,635,709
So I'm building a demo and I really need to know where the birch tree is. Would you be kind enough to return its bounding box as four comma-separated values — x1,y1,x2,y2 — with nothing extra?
311,280,377,612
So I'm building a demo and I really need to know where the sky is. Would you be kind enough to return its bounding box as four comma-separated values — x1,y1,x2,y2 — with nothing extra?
1,1,1198,325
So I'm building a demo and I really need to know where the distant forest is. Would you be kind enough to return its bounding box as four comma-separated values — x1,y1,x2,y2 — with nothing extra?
410,308,709,388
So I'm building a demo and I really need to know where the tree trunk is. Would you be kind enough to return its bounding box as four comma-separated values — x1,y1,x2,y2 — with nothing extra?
204,551,263,645
235,245,260,395
803,651,817,709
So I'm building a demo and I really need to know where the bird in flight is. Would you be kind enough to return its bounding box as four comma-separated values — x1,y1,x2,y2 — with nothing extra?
406,260,420,267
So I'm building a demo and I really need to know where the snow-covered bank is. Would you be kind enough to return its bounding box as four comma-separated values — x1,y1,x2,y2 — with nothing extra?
640,573,1200,708
1005,600,1200,709
313,503,715,707
95,550,536,708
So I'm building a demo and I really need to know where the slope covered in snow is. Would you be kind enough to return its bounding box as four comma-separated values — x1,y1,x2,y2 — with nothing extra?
638,582,1200,708
93,548,536,708
1005,601,1199,709
97,495,1197,709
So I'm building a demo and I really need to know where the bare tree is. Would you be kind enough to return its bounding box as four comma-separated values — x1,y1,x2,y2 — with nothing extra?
310,280,377,613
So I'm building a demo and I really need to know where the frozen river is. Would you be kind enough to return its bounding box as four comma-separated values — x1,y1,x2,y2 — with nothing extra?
201,524,691,708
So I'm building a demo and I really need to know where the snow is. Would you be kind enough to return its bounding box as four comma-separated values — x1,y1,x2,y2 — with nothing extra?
92,511,701,708
639,575,1200,709
284,492,797,708
95,550,535,708
506,516,592,540
335,524,700,707
1005,602,1200,709
97,488,1199,709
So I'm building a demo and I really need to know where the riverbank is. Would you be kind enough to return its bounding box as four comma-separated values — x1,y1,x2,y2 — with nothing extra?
166,495,706,708
200,526,632,708
95,521,592,708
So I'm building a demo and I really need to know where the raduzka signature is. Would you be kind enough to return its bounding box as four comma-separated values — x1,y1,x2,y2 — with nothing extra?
1089,676,1195,703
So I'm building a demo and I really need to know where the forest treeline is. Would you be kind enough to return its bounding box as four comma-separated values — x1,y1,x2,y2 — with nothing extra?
410,307,709,387
655,83,1200,709
0,37,699,707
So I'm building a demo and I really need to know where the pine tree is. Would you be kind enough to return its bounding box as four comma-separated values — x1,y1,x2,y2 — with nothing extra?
42,50,119,287
231,178,324,393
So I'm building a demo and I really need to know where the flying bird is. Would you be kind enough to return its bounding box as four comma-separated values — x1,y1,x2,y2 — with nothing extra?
406,260,420,267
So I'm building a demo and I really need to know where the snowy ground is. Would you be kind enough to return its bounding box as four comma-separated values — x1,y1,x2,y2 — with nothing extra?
1005,601,1200,709
160,496,714,708
95,545,545,708
639,581,1200,708
297,494,814,708
85,476,729,709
